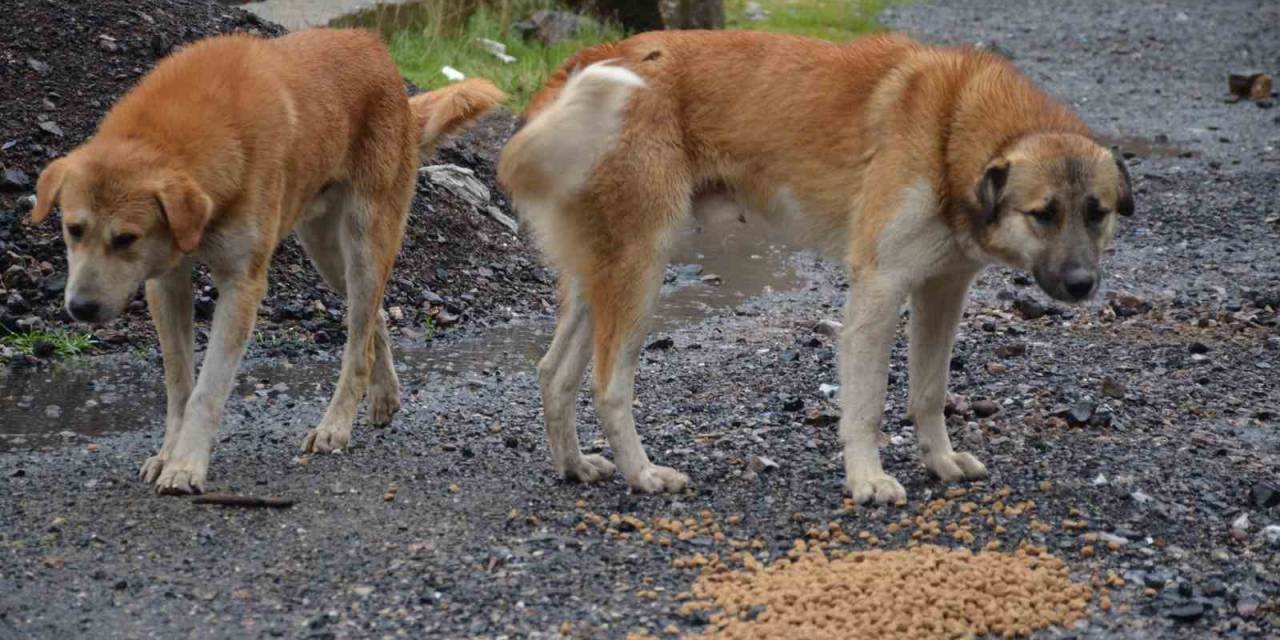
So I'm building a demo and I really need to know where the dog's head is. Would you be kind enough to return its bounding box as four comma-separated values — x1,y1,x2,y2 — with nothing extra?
29,141,212,323
968,132,1134,303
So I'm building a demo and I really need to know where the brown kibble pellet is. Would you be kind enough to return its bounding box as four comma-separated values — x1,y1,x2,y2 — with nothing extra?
685,544,1092,639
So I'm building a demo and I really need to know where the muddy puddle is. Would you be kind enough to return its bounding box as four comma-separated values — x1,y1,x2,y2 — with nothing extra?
1,215,801,451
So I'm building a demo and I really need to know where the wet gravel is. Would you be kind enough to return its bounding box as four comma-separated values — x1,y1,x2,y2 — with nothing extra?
2,0,1279,638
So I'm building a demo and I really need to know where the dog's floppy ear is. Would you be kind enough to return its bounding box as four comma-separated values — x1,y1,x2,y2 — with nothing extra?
409,79,507,155
30,157,71,224
157,173,213,253
1112,152,1135,217
974,157,1011,225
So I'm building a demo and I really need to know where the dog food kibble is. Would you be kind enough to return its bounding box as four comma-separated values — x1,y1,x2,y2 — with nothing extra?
685,544,1091,639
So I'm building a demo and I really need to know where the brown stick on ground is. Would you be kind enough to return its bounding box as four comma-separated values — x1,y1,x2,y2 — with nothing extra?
191,493,296,509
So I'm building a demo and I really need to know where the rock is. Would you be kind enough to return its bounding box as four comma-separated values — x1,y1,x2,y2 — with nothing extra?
1166,602,1205,623
31,340,56,359
27,57,50,73
388,306,404,322
513,10,597,45
1066,401,1096,426
994,342,1027,358
1262,525,1280,547
96,34,120,53
645,337,674,351
1,166,30,191
1237,599,1260,617
422,165,490,210
6,293,29,314
747,456,779,474
971,399,1001,418
37,120,65,137
483,206,519,234
818,383,839,399
40,274,66,296
1247,482,1279,509
804,409,838,427
1188,341,1210,355
1228,71,1272,101
1012,297,1046,320
781,396,804,412
1109,292,1151,317
700,274,723,285
812,319,843,338
1101,376,1126,399
743,1,768,22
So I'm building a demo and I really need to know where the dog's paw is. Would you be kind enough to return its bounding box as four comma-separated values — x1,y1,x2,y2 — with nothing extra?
138,453,167,483
301,425,351,454
627,465,690,494
366,385,401,427
562,454,617,484
846,472,907,505
154,459,207,495
925,451,988,483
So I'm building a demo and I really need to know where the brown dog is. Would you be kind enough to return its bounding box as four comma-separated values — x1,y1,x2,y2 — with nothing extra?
499,31,1132,501
29,29,504,494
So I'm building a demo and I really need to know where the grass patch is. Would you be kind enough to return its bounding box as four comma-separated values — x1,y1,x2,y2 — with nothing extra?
386,1,888,112
387,3,622,112
2,328,95,358
726,0,889,40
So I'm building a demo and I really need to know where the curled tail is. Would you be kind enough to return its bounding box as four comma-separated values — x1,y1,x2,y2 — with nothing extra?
498,62,645,202
408,79,507,161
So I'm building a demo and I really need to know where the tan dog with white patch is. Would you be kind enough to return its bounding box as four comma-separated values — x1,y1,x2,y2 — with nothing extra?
499,31,1133,502
29,29,504,494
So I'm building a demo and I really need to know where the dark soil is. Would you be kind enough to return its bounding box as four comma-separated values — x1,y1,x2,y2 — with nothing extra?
2,0,1279,639
0,0,553,363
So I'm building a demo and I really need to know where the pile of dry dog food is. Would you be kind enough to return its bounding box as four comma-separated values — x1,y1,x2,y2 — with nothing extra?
681,543,1093,639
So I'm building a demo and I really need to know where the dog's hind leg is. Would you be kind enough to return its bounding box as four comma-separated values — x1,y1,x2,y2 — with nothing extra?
586,241,689,494
909,270,988,482
537,281,615,482
301,188,403,453
139,263,195,483
296,190,400,430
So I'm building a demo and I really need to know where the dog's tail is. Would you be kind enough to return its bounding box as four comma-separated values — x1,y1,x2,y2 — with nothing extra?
497,62,645,202
408,79,507,161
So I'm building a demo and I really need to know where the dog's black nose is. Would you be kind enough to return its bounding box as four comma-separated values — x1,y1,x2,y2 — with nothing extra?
67,297,101,322
1063,270,1095,300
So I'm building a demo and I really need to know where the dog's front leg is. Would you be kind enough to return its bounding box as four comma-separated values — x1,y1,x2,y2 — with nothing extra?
153,270,267,494
909,270,988,483
839,274,909,505
139,265,195,483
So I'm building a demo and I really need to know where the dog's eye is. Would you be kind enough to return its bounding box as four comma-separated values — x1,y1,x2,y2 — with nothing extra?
1085,198,1109,225
1025,207,1056,226
66,224,84,240
111,233,138,250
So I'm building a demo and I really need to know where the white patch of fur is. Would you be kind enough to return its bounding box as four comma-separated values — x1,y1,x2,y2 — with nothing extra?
507,62,645,204
875,180,959,279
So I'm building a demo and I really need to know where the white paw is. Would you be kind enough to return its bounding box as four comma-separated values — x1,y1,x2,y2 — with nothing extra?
562,454,617,483
847,472,907,505
925,451,988,483
154,458,208,495
366,385,401,427
139,453,167,483
301,425,351,454
627,465,690,494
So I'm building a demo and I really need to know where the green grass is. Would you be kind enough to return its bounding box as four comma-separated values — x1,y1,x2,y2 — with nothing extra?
388,4,623,112
726,0,889,40
386,1,888,112
2,328,96,358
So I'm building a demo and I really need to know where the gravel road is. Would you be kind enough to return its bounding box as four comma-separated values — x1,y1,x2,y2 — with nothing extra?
2,0,1278,638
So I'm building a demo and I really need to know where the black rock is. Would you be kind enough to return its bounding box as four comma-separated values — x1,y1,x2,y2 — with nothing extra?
744,604,767,621
1188,342,1210,355
40,274,66,296
972,399,1001,418
1177,582,1194,598
1248,482,1280,509
194,295,215,320
31,339,56,359
645,337,674,351
781,396,804,412
5,292,29,314
1166,602,1205,623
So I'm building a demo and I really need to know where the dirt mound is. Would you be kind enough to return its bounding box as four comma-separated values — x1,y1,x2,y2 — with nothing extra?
0,0,551,361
